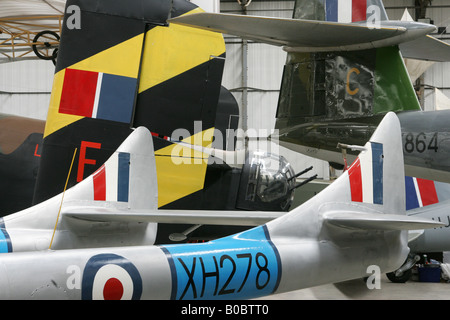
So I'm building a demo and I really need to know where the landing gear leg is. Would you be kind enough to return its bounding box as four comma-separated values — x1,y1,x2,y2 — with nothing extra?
386,254,420,283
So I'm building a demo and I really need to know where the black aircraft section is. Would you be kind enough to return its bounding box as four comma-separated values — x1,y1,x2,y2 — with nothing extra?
0,114,44,215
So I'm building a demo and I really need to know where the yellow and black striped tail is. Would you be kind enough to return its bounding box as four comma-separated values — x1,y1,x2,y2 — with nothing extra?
33,0,227,206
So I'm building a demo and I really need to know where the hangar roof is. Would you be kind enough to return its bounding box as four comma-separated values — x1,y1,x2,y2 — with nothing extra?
0,0,65,19
0,1,65,62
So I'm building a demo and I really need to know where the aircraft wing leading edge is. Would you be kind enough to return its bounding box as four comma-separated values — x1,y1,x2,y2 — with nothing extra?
63,207,284,226
169,13,439,52
169,13,407,49
63,206,443,230
169,13,450,61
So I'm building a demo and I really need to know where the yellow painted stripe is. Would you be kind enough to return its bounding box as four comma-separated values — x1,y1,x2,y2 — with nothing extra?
155,128,214,207
156,155,208,207
69,33,145,78
43,34,145,138
138,8,225,93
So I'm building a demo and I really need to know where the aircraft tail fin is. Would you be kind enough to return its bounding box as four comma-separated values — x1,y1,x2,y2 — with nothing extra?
33,0,227,210
269,113,444,235
274,2,422,138
282,0,421,122
332,112,404,214
5,127,157,235
320,112,442,230
65,127,157,211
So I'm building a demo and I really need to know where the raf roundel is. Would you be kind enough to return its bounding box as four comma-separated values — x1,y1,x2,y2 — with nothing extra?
82,253,142,300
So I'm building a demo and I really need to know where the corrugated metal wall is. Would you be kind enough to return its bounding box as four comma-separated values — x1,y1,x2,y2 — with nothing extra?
0,60,54,120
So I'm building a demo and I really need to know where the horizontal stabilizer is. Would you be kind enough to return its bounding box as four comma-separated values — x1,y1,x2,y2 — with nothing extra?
63,206,284,226
325,212,444,231
400,35,450,62
169,13,435,52
170,13,404,48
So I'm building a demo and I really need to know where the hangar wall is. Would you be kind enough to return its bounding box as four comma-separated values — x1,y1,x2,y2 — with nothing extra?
0,0,449,178
0,60,53,120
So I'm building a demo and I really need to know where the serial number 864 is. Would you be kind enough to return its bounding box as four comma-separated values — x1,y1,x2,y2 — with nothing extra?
403,132,438,154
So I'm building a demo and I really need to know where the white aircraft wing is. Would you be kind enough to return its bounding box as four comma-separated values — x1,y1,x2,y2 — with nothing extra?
63,207,285,226
169,12,407,50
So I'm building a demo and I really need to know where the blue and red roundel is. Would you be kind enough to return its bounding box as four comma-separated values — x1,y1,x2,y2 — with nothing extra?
82,253,142,300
